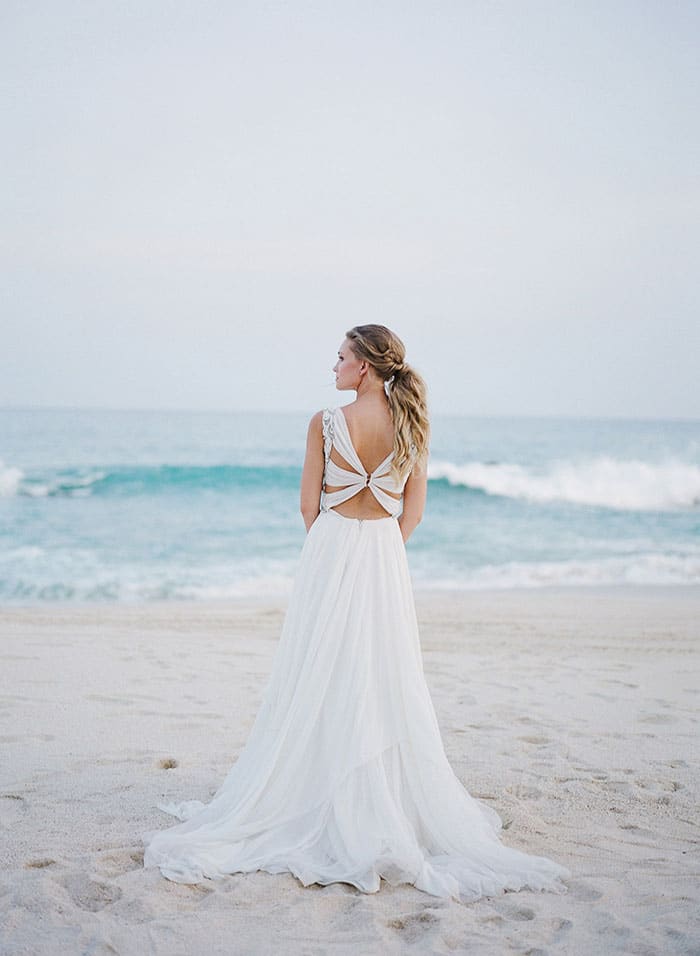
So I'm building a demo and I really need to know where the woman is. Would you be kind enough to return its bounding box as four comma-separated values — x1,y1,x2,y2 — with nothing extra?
143,325,571,901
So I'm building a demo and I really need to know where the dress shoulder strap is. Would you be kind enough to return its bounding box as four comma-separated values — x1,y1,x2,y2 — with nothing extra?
321,408,334,463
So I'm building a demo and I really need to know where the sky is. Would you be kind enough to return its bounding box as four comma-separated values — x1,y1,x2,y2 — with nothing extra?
2,0,699,418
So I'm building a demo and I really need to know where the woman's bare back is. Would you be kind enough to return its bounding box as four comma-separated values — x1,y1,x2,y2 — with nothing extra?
325,401,401,519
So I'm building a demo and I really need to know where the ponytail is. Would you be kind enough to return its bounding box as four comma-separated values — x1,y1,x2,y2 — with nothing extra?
345,325,430,482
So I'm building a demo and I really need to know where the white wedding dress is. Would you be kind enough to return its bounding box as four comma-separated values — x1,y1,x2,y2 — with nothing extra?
143,407,571,901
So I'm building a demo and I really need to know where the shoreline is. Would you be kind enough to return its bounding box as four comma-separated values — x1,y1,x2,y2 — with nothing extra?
2,580,700,612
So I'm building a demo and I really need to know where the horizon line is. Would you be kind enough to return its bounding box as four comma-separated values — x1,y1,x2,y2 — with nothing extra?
1,403,699,425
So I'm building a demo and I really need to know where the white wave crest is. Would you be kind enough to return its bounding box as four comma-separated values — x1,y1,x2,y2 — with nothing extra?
416,552,700,590
0,462,24,497
0,463,106,497
428,456,700,511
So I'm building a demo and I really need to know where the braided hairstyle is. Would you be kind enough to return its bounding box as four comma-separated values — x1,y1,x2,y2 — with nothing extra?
345,324,429,482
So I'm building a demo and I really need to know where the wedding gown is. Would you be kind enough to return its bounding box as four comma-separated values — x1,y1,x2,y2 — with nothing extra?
143,407,571,901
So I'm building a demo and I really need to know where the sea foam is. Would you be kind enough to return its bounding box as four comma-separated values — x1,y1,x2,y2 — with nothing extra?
418,551,700,589
428,456,700,511
0,461,24,497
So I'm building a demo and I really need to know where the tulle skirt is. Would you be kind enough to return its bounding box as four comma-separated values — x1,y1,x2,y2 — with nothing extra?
143,509,571,901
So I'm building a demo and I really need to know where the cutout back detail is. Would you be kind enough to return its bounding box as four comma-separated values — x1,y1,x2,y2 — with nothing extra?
320,407,406,518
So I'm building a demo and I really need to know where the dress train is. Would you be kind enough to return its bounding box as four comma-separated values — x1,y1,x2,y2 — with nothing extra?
143,509,571,901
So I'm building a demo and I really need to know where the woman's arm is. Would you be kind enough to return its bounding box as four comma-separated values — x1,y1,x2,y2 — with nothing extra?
398,460,428,543
299,411,325,531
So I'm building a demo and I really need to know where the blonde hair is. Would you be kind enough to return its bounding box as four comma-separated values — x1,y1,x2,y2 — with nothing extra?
345,324,429,482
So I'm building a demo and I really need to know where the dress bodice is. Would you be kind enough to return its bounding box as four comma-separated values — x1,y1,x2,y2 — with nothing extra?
320,407,407,518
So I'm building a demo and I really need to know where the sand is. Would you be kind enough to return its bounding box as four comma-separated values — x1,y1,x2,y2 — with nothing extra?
1,588,698,955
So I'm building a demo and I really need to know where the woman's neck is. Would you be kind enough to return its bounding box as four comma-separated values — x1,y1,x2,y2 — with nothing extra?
355,377,386,402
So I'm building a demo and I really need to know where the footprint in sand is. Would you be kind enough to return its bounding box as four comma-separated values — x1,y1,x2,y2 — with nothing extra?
58,875,122,912
493,901,536,921
567,881,603,901
387,909,440,944
477,914,505,926
634,776,682,793
95,848,144,878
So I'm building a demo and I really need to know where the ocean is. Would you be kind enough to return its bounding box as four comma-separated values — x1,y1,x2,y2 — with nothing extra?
1,408,699,603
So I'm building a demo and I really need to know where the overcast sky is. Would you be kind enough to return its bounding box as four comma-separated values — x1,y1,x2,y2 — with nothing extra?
2,1,698,418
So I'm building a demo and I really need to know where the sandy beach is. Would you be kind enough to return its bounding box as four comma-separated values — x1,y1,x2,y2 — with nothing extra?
1,588,698,955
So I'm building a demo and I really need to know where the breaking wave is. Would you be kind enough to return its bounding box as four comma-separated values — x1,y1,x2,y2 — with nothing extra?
428,456,700,511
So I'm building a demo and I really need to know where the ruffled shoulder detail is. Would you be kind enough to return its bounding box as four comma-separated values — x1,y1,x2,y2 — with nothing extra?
322,408,334,462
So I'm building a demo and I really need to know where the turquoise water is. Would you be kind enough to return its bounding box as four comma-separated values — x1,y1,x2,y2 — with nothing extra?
1,408,699,602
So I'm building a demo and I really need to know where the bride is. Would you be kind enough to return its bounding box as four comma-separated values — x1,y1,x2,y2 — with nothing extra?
143,325,571,902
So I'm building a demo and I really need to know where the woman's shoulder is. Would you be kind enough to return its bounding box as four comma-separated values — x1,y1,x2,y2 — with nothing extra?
305,410,322,441
306,408,337,442
307,407,335,427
